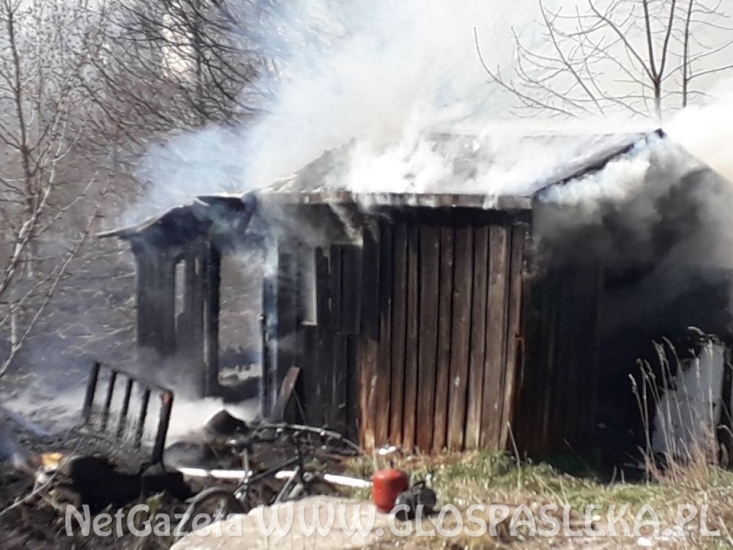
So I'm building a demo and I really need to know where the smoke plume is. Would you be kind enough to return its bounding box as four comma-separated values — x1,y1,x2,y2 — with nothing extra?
130,0,567,222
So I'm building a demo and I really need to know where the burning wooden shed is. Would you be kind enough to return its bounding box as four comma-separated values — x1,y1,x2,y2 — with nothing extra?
101,129,733,459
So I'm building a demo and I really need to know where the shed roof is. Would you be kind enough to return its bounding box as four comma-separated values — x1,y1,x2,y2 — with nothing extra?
98,129,662,241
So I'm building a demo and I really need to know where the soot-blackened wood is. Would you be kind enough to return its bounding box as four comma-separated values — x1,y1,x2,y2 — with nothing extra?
402,223,420,452
499,225,527,449
329,246,343,331
261,273,277,416
330,244,361,432
465,226,489,450
416,224,440,452
174,258,189,354
147,258,162,349
541,268,560,452
481,225,510,449
389,224,408,446
432,224,455,453
331,332,349,432
314,248,331,428
563,268,581,446
374,223,394,448
358,221,380,451
297,323,317,425
276,250,299,388
159,252,177,356
340,245,362,335
552,268,572,452
295,246,310,327
345,334,360,442
587,267,604,446
204,246,221,397
447,226,473,451
513,259,540,454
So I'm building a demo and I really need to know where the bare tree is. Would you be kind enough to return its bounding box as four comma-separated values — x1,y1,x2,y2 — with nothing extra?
477,0,733,120
81,0,275,148
0,0,109,375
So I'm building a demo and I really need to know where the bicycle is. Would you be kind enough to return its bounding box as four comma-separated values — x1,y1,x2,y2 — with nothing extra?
175,425,336,537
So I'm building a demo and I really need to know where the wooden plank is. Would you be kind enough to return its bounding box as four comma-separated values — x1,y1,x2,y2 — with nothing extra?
267,367,301,422
313,248,331,428
480,225,510,449
389,224,408,446
550,268,571,452
276,250,299,386
358,221,380,451
402,223,420,452
331,332,349,432
499,224,527,449
261,273,277,416
465,226,489,449
204,246,221,397
297,323,317,424
340,246,362,334
512,261,541,453
329,245,343,330
447,226,473,451
148,257,162,350
432,224,455,453
586,267,604,445
159,252,177,355
540,268,560,452
333,244,361,433
564,268,583,447
345,334,360,441
374,223,394,448
416,224,441,452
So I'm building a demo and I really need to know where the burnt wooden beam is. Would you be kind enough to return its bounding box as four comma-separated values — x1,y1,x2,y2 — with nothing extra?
340,246,362,335
204,245,221,397
296,322,317,425
276,249,299,388
313,247,332,428
335,244,361,432
158,251,177,356
331,333,349,432
261,272,277,416
329,246,343,331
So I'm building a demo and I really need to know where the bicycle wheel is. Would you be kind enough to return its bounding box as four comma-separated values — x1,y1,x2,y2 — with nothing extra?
176,486,246,537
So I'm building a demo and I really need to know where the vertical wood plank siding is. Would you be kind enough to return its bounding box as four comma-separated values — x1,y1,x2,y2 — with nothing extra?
513,264,603,456
356,210,529,453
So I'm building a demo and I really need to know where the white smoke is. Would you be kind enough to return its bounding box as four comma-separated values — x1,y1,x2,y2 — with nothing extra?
665,85,733,184
130,0,564,223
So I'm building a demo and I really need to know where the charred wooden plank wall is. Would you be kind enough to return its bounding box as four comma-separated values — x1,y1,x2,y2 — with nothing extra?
261,203,604,457
359,209,529,453
132,239,221,397
263,239,361,436
512,264,604,456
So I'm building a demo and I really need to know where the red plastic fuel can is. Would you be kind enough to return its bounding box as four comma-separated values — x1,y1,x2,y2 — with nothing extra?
372,468,410,513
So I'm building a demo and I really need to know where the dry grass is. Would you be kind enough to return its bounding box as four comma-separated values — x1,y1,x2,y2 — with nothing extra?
350,449,733,549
